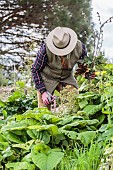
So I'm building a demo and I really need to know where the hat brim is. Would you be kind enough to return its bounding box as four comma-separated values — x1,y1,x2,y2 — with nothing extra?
46,27,78,56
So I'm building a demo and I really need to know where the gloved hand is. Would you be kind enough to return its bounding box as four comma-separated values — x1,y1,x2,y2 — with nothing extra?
42,91,55,106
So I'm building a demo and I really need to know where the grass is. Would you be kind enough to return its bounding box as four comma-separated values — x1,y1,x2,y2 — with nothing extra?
56,141,106,170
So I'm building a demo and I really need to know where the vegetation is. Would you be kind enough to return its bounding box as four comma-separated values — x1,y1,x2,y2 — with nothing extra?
0,62,113,169
0,0,93,88
1,1,113,170
0,0,92,80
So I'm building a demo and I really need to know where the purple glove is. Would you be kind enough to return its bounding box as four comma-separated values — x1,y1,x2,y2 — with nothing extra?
42,91,55,106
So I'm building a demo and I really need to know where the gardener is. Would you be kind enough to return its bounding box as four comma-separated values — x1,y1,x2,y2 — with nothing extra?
31,26,94,110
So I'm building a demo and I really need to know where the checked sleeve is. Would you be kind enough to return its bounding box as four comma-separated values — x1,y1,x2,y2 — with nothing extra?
80,43,87,60
31,43,48,94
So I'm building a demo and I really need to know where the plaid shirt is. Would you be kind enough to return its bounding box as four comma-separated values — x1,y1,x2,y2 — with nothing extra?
31,42,87,94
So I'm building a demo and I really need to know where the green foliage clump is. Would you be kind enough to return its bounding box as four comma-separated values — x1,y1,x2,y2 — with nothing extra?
0,81,37,117
0,107,106,170
1,64,113,169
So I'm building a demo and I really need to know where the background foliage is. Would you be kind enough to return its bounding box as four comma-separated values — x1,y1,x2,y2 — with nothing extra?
0,0,93,83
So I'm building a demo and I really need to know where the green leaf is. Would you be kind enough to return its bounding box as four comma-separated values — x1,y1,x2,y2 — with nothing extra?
8,91,22,102
79,99,88,109
0,133,7,142
27,130,36,139
32,143,49,154
102,107,113,114
101,126,113,137
98,126,113,141
2,110,7,119
2,147,13,159
22,108,51,120
27,118,39,126
83,104,102,116
42,114,61,123
42,131,50,144
61,121,87,130
0,142,9,151
27,124,59,135
54,134,65,144
77,131,96,146
16,81,25,88
1,120,27,131
12,140,34,150
83,119,99,126
60,129,77,139
97,114,106,125
6,162,36,170
77,92,95,99
32,149,64,170
98,124,108,132
22,153,32,163
57,116,83,126
0,100,5,107
4,131,23,143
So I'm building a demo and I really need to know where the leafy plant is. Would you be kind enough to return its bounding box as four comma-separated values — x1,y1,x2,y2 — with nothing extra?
0,89,37,117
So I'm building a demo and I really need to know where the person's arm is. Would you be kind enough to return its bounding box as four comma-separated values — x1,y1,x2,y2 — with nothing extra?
31,43,55,105
79,43,87,60
31,42,47,94
75,43,88,75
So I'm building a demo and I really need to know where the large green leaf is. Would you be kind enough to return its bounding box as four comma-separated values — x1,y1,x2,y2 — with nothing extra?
77,92,96,99
32,149,64,170
61,121,87,130
27,124,59,135
83,119,99,126
83,104,103,116
15,108,51,121
61,119,99,129
57,116,83,126
77,131,96,146
101,126,113,138
24,108,51,120
3,131,23,143
101,88,113,101
1,120,28,131
6,162,35,170
98,126,113,141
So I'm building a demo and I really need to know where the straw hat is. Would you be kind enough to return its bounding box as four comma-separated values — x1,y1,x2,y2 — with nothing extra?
46,26,78,56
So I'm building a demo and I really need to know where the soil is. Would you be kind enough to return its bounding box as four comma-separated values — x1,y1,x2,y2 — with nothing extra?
0,86,14,101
